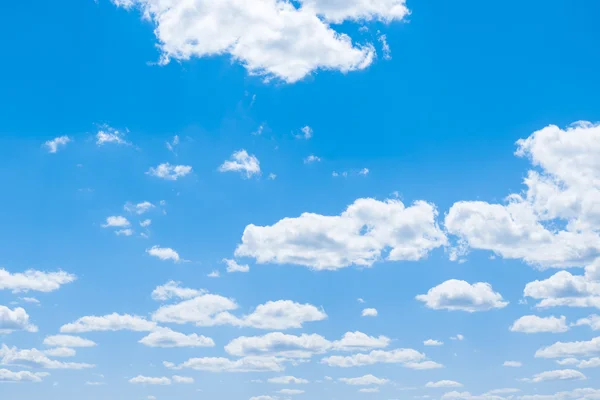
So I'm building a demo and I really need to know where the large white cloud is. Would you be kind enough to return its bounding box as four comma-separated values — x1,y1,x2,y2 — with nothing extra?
0,345,94,370
0,269,76,293
509,315,568,333
416,279,508,312
60,313,157,333
235,198,447,270
535,337,600,359
445,122,600,268
110,0,409,83
0,369,49,383
139,328,215,348
0,306,38,333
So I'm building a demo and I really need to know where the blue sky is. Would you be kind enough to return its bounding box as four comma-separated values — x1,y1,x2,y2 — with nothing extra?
1,1,600,399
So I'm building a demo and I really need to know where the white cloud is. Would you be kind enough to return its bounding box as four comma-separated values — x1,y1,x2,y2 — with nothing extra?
96,126,128,145
172,375,194,384
0,306,38,333
574,314,600,330
225,332,331,359
450,334,464,341
0,269,76,293
242,300,327,330
339,374,389,385
519,388,600,400
510,315,568,333
235,198,446,270
250,396,278,400
361,308,378,317
109,0,409,83
378,34,391,60
278,389,304,395
332,331,390,351
164,356,286,373
44,348,76,358
359,167,370,176
484,388,520,395
535,336,600,359
208,270,220,278
85,381,105,385
416,280,508,312
445,122,600,268
140,219,152,227
424,339,443,346
124,201,155,214
166,135,179,153
45,136,71,153
43,335,96,348
304,154,321,164
503,361,522,367
151,281,204,301
21,297,39,304
129,376,171,385
0,345,94,370
102,216,130,228
321,348,441,369
299,126,313,139
223,258,250,273
60,313,157,333
359,388,379,393
523,369,586,383
151,293,239,326
219,150,261,178
268,376,309,384
426,380,463,388
116,228,134,236
139,328,215,348
147,163,192,180
0,369,49,383
146,246,181,262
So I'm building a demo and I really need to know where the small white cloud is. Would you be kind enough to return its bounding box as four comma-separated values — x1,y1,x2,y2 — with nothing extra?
268,376,309,384
268,173,277,180
0,369,49,382
139,328,214,348
129,375,171,385
339,374,389,385
45,136,71,153
44,347,76,358
124,201,155,214
43,335,96,348
450,334,464,341
102,216,130,228
510,315,569,333
152,281,203,301
425,380,463,388
147,163,192,180
173,375,194,384
424,339,443,346
359,388,379,393
304,154,321,164
96,126,128,146
166,135,180,152
20,297,40,304
60,313,156,333
116,228,133,236
0,269,76,293
503,361,522,367
378,33,391,60
208,270,220,278
361,308,378,317
140,219,152,228
357,298,365,303
278,389,304,395
359,168,369,175
417,280,508,312
298,126,313,139
223,259,250,273
523,369,586,383
0,306,38,333
147,246,181,262
219,150,261,178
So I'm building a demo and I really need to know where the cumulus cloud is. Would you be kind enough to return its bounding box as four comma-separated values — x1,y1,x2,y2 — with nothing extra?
321,348,441,369
146,246,181,262
44,136,71,153
424,339,443,346
223,259,250,273
129,375,171,385
147,163,192,180
96,126,128,145
509,315,569,333
164,356,285,373
172,375,194,384
60,313,157,333
0,306,38,333
44,348,76,358
268,376,309,384
43,335,96,348
416,280,508,312
535,337,600,359
151,281,204,301
124,201,155,214
219,150,261,178
0,269,76,293
0,369,49,383
445,122,600,268
361,308,378,317
523,369,586,383
426,380,463,388
503,361,522,367
519,388,600,400
339,374,389,385
332,331,390,351
0,345,94,370
102,216,130,228
139,328,215,348
225,332,331,359
110,0,409,83
235,198,446,270
574,314,600,330
304,154,321,164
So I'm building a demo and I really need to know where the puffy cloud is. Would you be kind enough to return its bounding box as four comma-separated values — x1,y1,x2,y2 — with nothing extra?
60,313,157,333
523,369,586,383
115,228,133,236
535,337,600,359
172,375,194,384
44,136,71,153
223,259,250,273
129,376,171,385
235,198,446,270
304,154,321,164
147,163,192,180
555,358,600,369
102,216,130,228
21,297,39,304
503,361,522,367
424,339,443,346
219,150,261,178
321,348,441,369
124,201,155,214
44,348,76,358
361,308,378,317
0,369,49,383
298,126,313,139
574,314,600,330
225,332,331,358
0,345,94,370
332,331,390,351
450,334,465,341
416,280,508,312
151,281,204,301
139,328,215,348
164,356,285,373
0,268,76,293
140,219,152,227
0,306,38,333
339,374,389,385
146,246,181,262
96,126,128,145
509,315,568,333
359,388,379,393
43,335,96,348
268,376,309,384
426,380,463,388
519,388,600,400
108,0,408,83
445,122,600,268
241,300,326,330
